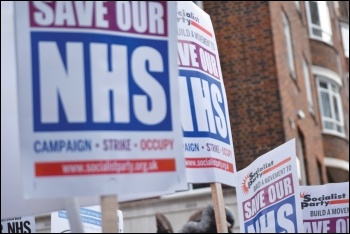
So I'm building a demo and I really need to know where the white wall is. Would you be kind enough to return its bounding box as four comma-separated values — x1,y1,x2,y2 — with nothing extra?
35,187,240,233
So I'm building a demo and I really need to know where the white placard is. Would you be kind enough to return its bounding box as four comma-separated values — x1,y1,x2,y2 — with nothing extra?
177,1,237,186
2,1,181,220
300,182,349,233
1,216,36,233
1,0,103,220
235,139,304,232
14,1,187,198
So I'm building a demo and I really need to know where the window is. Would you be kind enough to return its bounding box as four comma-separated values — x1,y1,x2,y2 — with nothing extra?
282,12,296,79
340,23,349,57
302,59,314,114
306,1,333,44
316,76,345,136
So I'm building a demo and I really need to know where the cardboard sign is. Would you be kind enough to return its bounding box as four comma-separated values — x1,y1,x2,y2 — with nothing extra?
300,182,349,233
1,216,36,233
14,1,187,198
235,139,304,232
2,2,178,220
177,1,237,186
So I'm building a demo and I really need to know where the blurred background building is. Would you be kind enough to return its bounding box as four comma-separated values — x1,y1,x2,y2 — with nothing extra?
35,1,349,232
205,0,349,186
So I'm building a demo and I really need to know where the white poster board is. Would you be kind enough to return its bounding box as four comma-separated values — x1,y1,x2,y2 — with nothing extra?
1,1,179,220
177,1,237,186
51,206,123,233
1,0,101,220
1,216,36,233
300,182,349,233
14,1,187,199
235,139,304,232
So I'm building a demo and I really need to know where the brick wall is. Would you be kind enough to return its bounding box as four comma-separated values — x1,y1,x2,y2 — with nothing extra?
204,1,330,184
269,1,326,185
331,2,350,142
203,1,285,171
203,1,348,184
323,135,349,161
309,40,339,73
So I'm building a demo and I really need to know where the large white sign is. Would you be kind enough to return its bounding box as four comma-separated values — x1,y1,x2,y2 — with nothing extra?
1,1,103,220
300,182,349,233
51,206,123,233
2,2,178,220
1,216,36,233
177,1,237,186
235,139,304,232
14,1,187,198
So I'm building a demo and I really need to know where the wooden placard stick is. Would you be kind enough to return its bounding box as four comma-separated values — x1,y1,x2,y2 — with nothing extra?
101,194,119,233
210,182,228,233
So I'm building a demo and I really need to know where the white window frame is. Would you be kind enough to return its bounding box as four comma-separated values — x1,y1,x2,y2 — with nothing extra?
302,59,315,114
324,157,349,172
340,22,349,58
305,1,333,44
282,12,296,79
314,66,346,138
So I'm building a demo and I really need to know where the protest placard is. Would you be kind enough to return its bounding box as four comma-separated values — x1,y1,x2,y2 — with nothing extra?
2,1,107,220
300,182,349,233
177,0,236,188
13,1,187,199
235,139,304,232
176,2,237,231
1,216,36,233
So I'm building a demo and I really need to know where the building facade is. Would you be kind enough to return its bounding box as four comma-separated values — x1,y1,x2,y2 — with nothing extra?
204,1,349,185
35,1,349,232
